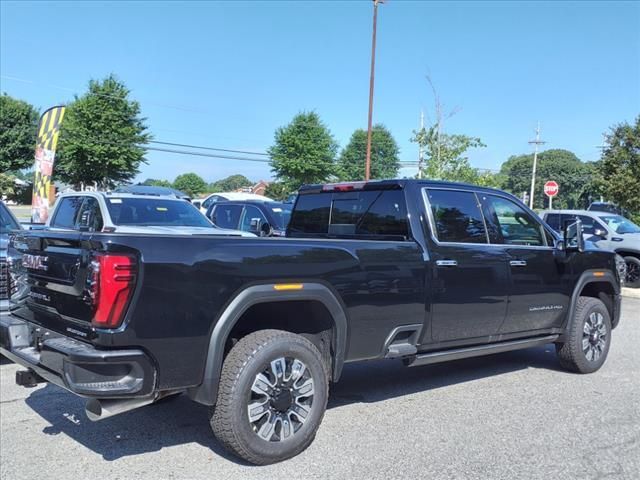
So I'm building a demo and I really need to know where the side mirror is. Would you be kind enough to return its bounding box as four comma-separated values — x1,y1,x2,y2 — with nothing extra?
593,227,607,238
260,222,273,237
564,218,585,253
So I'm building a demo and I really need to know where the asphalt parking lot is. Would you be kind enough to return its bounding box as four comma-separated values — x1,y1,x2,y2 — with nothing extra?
1,297,639,480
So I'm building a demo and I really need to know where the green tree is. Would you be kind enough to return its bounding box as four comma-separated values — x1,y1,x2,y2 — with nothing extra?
0,94,39,172
0,173,17,197
264,181,290,201
338,125,400,181
597,116,640,221
142,178,172,187
173,172,207,196
209,174,252,192
412,124,486,183
499,149,592,210
56,75,150,188
268,111,338,190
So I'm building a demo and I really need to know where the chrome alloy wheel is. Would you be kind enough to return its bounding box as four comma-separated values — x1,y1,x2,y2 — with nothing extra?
582,311,608,362
248,357,315,442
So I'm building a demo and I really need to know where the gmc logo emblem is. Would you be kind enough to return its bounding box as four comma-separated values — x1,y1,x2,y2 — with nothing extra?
23,254,49,272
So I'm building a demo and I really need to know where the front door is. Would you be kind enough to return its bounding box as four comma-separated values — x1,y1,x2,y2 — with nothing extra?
478,193,571,333
424,188,509,343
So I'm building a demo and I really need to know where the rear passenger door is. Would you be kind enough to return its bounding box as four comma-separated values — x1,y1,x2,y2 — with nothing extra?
424,188,509,343
479,194,570,333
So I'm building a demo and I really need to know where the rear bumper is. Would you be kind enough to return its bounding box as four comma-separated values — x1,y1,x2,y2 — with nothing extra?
0,314,156,398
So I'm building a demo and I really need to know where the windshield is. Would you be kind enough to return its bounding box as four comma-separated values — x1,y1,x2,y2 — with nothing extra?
0,203,20,232
105,198,212,227
269,203,292,230
599,215,640,234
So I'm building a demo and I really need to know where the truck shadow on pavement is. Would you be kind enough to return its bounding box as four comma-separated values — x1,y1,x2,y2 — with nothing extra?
23,344,562,464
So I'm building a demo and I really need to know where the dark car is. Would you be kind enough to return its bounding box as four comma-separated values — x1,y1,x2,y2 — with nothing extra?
206,200,292,236
588,201,629,217
2,179,623,465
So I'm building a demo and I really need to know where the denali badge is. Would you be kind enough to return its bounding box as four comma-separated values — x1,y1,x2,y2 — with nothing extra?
29,291,51,302
23,254,49,272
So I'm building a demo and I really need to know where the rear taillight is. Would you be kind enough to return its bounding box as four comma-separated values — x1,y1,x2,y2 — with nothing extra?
89,254,137,329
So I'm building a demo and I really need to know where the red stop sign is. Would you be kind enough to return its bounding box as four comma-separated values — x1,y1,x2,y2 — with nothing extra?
544,181,559,197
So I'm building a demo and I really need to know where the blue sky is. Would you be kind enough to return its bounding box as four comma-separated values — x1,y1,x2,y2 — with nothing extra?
2,0,639,184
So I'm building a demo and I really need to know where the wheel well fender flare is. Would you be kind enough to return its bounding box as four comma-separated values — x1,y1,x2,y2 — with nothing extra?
188,282,348,406
563,269,620,333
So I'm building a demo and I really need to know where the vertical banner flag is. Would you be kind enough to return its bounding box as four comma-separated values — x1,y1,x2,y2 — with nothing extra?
31,106,66,223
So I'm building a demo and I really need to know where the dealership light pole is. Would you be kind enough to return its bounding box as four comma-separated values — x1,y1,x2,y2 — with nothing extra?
528,122,545,209
365,0,383,181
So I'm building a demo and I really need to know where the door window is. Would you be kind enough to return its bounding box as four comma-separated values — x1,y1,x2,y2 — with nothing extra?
50,197,84,229
480,195,545,246
544,213,561,232
211,204,242,229
426,189,488,243
240,205,267,232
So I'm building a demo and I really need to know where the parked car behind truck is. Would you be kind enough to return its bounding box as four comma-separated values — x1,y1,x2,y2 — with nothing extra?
44,191,254,236
2,180,623,464
543,209,640,288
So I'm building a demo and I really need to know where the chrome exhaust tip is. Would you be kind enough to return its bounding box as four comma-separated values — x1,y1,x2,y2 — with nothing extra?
85,397,155,422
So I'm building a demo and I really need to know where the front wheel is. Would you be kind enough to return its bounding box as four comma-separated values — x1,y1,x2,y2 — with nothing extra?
556,297,611,374
210,329,329,465
623,256,640,288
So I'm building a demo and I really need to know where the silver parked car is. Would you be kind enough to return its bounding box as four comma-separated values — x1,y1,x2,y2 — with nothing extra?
542,209,640,287
46,191,255,237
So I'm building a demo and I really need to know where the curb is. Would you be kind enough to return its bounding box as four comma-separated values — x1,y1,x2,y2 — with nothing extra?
622,287,640,299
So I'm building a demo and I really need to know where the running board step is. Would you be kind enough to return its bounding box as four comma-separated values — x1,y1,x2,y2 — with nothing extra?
405,335,559,367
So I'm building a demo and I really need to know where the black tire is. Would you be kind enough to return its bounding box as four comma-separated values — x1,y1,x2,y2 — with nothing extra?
210,329,329,465
623,256,640,288
556,297,612,374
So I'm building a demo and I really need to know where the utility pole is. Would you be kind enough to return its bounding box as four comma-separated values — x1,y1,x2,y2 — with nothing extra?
365,0,383,181
417,110,425,179
528,122,545,209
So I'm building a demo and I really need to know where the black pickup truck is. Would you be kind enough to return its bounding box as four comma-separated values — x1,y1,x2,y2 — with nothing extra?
1,179,623,464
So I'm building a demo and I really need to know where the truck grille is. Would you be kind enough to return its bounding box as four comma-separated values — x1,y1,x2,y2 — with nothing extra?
0,258,8,300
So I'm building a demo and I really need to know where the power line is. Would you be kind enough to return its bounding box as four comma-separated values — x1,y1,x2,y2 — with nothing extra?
1,74,208,113
149,140,269,156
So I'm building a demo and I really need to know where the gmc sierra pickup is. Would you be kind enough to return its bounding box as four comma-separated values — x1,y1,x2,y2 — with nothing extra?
1,179,623,465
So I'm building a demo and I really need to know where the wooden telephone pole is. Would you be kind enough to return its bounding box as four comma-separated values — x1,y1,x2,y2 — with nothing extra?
365,0,383,181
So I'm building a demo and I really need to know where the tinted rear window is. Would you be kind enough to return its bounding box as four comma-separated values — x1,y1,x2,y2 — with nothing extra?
289,189,409,239
106,198,211,227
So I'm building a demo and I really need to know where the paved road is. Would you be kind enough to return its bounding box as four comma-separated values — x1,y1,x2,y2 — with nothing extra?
1,298,639,480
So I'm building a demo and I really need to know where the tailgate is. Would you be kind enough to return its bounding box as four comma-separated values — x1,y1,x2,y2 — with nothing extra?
11,230,97,333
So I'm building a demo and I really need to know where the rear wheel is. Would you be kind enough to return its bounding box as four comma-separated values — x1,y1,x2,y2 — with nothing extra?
210,329,329,465
623,256,640,288
556,297,611,373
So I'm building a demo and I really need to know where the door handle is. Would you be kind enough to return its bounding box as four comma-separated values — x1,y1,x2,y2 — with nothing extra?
436,260,458,267
509,260,527,267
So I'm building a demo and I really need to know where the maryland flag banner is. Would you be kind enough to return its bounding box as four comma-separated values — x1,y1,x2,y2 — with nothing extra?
31,106,66,223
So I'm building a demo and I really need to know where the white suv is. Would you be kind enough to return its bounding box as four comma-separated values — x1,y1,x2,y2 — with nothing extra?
542,209,640,287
